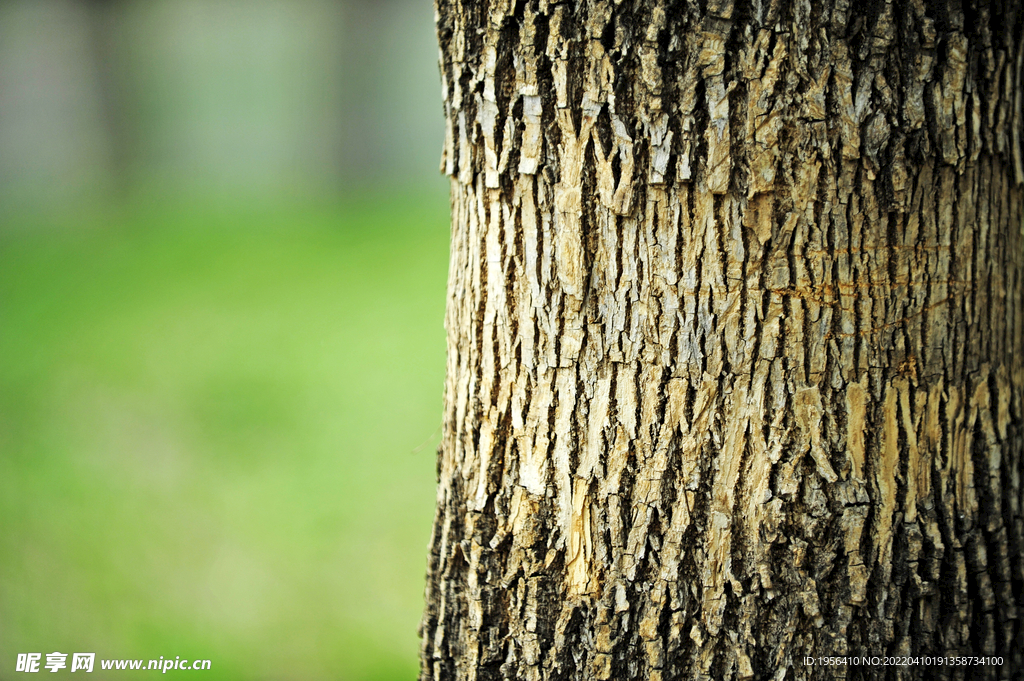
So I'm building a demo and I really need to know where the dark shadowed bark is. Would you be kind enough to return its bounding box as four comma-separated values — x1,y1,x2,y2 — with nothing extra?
421,1,1024,679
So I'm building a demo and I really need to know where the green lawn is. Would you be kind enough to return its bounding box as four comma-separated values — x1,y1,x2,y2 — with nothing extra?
0,193,449,679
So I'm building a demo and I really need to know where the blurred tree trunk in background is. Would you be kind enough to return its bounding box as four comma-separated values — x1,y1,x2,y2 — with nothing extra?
82,0,131,191
421,1,1024,679
338,0,390,177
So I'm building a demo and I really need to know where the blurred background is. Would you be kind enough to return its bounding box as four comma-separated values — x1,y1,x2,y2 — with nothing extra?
0,0,448,678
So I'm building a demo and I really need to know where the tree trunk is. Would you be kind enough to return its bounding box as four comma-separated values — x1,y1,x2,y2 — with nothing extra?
420,1,1024,679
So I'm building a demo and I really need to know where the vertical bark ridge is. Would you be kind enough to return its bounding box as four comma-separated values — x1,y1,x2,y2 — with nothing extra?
422,1,1024,679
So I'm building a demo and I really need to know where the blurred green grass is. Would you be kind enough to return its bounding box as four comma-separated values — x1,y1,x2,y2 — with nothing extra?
0,192,449,680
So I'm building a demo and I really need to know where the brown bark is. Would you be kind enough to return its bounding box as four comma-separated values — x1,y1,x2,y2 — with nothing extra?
420,1,1024,679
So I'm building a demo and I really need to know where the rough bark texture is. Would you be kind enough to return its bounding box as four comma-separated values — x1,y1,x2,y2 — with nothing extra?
420,1,1024,679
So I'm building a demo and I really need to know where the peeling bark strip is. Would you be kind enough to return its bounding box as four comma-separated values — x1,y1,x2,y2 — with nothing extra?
421,1,1024,679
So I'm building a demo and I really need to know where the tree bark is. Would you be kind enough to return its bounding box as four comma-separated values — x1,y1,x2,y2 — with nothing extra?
420,1,1024,679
